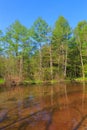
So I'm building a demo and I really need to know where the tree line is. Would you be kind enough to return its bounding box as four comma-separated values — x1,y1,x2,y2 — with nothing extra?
0,16,87,83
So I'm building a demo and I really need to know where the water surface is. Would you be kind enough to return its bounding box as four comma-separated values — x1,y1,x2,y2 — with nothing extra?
0,82,87,130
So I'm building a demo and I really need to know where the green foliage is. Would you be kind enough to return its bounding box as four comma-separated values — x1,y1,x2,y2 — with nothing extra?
0,78,5,84
53,16,71,39
74,21,87,79
1,16,87,83
52,16,71,78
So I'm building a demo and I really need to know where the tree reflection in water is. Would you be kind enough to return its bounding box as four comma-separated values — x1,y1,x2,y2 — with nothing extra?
0,83,87,129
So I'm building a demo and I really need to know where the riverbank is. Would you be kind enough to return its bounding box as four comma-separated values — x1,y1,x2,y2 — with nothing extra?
0,77,87,86
75,77,87,82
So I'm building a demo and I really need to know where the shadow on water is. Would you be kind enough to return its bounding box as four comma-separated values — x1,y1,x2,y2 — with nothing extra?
0,82,87,129
73,81,87,130
0,109,8,123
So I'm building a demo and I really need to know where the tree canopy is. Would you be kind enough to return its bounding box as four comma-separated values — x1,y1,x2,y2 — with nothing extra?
0,16,87,83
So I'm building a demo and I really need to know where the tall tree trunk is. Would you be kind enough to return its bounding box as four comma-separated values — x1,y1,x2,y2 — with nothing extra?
62,43,65,78
19,56,23,82
57,48,60,75
64,46,68,78
39,43,42,80
78,36,85,80
80,49,85,79
50,45,53,80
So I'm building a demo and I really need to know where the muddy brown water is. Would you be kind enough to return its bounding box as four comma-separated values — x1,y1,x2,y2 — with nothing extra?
0,82,87,130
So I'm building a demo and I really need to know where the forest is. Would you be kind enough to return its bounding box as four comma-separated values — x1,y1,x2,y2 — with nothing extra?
0,16,87,85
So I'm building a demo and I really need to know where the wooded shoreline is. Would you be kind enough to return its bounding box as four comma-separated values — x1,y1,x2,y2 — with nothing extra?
0,16,87,84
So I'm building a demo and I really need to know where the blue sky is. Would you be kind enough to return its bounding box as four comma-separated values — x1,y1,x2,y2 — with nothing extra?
0,0,87,31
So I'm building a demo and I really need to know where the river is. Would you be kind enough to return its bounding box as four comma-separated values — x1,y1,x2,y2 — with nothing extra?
0,82,87,130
